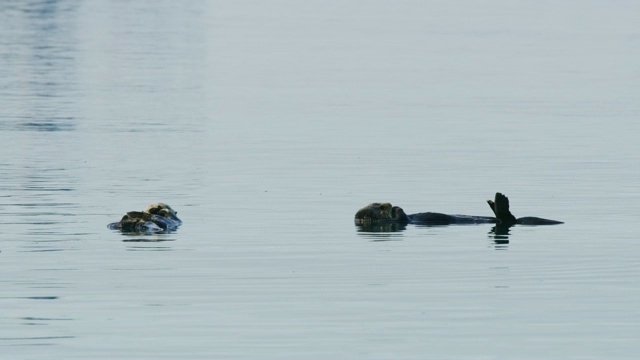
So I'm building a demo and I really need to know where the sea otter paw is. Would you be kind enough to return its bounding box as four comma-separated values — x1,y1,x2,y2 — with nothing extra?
487,199,497,217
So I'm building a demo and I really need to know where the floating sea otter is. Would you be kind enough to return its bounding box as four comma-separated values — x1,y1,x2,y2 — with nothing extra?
108,203,182,233
355,193,562,226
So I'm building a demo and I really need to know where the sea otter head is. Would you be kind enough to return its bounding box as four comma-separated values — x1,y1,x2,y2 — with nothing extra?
144,203,182,223
354,203,410,224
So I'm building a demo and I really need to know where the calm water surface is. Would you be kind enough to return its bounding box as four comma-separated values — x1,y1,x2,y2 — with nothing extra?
1,1,640,359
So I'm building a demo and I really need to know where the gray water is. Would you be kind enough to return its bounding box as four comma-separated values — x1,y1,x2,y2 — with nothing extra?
1,1,640,359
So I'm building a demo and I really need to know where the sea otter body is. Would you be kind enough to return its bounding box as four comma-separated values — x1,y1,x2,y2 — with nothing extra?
108,203,182,233
355,193,562,226
354,202,496,225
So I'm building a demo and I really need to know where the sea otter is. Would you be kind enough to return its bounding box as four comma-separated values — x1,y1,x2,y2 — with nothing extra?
355,193,562,226
108,203,182,233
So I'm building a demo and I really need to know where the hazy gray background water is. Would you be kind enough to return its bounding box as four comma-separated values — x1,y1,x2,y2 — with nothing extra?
1,0,639,359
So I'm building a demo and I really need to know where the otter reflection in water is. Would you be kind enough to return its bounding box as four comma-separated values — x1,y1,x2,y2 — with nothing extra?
355,192,562,232
108,203,182,234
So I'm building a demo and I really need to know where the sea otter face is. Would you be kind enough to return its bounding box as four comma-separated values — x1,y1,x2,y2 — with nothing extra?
145,203,181,223
354,203,409,224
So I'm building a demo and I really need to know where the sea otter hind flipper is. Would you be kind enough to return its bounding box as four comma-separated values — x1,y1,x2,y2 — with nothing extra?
486,199,497,217
493,193,517,225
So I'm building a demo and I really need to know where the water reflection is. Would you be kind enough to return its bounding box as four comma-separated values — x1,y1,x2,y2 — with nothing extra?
357,222,515,249
121,235,176,251
15,296,59,300
355,223,408,233
355,223,407,241
21,316,73,327
125,246,174,252
19,118,75,132
0,336,75,340
0,164,79,251
122,237,176,243
0,0,79,131
489,224,511,246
